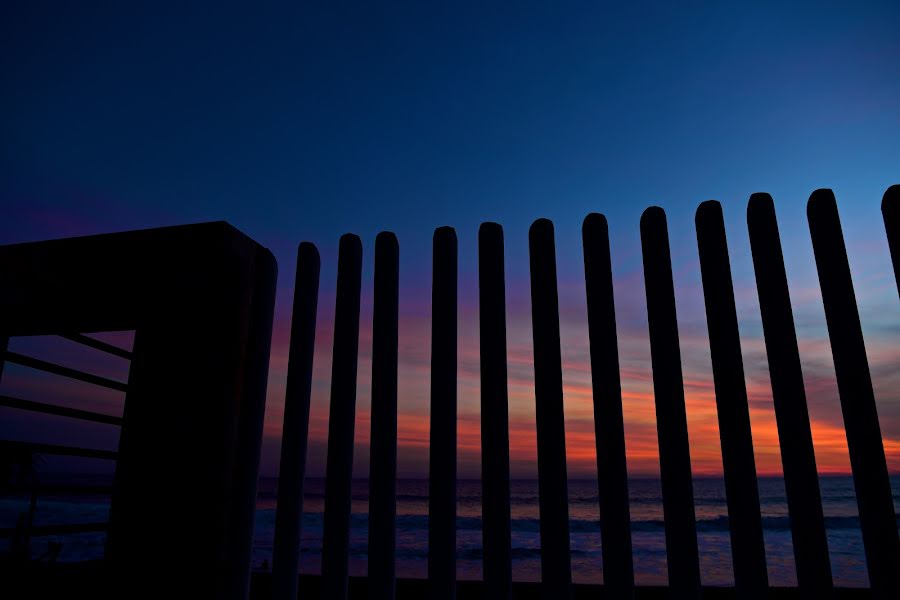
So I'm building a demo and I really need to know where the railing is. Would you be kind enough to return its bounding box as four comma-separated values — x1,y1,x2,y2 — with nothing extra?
271,186,900,599
0,221,277,600
1,190,898,599
0,333,128,544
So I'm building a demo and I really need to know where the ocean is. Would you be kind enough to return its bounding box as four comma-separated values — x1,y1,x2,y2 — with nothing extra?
2,475,897,587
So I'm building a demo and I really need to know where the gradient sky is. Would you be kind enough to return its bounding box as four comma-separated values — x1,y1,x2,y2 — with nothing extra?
2,1,900,480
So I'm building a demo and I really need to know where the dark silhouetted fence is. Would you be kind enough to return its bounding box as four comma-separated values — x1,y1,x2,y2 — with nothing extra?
429,227,458,600
2,191,899,600
271,187,899,600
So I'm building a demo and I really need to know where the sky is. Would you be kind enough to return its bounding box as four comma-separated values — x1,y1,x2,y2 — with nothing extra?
2,1,900,480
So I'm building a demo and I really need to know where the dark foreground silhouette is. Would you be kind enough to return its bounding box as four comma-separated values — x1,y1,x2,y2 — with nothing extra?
2,187,900,599
1,563,883,599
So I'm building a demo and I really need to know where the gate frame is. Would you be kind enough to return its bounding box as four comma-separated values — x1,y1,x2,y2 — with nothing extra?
0,221,277,600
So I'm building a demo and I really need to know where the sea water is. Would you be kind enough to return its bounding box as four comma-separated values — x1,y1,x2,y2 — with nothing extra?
2,475,896,587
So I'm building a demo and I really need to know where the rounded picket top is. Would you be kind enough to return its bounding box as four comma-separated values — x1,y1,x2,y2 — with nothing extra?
479,221,503,238
640,205,667,233
880,184,900,215
338,232,363,258
375,230,398,247
582,212,608,238
695,199,724,227
375,231,399,265
806,188,838,223
297,241,320,262
529,217,554,240
433,225,457,245
747,192,776,227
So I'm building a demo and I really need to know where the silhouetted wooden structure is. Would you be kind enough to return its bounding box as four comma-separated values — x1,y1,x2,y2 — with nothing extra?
747,194,834,593
696,201,768,595
528,219,573,599
0,223,277,600
272,243,320,600
429,227,458,600
478,222,514,600
368,232,400,600
640,207,702,596
808,191,900,597
582,213,634,595
3,188,900,600
320,234,363,600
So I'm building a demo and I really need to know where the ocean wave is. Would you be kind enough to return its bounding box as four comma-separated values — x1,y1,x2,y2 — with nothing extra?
293,543,595,560
258,490,885,507
268,510,898,534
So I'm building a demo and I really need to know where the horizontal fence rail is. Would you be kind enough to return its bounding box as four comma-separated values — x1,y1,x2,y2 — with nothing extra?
0,440,118,461
0,522,108,540
59,333,133,360
0,331,129,577
32,483,114,495
0,394,123,426
2,350,128,392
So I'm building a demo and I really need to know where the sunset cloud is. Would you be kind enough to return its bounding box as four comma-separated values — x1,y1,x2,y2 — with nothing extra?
255,227,900,486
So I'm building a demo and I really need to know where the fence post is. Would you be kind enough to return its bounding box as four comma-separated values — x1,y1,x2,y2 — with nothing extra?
528,219,572,599
880,185,900,300
640,206,701,595
219,248,280,600
320,234,363,600
369,232,400,600
582,213,634,594
808,190,900,596
272,243,321,600
746,193,833,591
0,336,7,381
695,201,768,595
478,222,513,600
429,227,458,600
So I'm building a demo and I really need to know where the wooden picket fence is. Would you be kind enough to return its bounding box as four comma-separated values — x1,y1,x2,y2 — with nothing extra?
271,187,900,599
2,188,899,599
